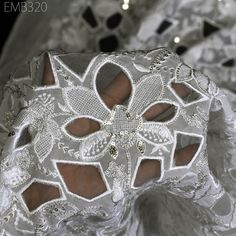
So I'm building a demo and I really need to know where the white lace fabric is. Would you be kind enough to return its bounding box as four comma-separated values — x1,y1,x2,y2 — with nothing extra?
0,48,236,235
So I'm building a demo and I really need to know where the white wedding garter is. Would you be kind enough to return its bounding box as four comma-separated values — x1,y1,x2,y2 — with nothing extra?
0,48,236,235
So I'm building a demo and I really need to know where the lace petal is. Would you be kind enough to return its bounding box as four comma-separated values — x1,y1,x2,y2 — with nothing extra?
64,87,110,122
34,131,54,162
128,73,164,115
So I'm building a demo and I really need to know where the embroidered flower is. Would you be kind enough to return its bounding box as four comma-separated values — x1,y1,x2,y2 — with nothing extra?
13,93,62,162
63,69,174,161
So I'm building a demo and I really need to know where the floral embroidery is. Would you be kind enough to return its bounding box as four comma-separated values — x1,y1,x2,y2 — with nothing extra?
14,93,62,162
105,161,128,202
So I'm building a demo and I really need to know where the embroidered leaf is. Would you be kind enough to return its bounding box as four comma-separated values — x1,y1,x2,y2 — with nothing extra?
34,131,54,162
129,73,164,115
13,109,31,128
47,119,62,139
175,63,192,82
81,131,111,161
138,123,173,145
133,62,150,73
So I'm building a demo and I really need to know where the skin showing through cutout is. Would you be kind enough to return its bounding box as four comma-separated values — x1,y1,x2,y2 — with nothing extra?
57,164,107,199
23,55,199,210
134,160,161,187
22,182,60,211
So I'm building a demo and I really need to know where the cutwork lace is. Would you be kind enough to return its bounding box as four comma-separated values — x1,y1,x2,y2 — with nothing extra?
0,48,236,235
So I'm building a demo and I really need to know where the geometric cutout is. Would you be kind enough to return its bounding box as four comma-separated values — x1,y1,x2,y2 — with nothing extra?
82,6,98,28
41,53,55,86
22,182,61,212
173,133,201,167
16,126,32,148
171,82,203,104
156,19,172,34
65,117,100,137
203,20,219,37
96,64,131,108
99,35,119,52
222,59,235,68
133,159,161,187
106,12,123,29
144,103,178,122
56,163,107,200
175,45,188,55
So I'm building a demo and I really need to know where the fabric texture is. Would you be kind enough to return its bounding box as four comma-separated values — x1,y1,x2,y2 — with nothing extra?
0,48,236,236
1,0,236,235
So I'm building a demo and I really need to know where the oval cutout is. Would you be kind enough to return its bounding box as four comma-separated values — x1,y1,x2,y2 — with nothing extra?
65,117,100,138
143,102,178,123
96,63,131,109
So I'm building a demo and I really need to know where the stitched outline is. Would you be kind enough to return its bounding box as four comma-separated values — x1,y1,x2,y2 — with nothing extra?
131,155,164,189
52,159,112,202
18,178,66,215
170,130,204,169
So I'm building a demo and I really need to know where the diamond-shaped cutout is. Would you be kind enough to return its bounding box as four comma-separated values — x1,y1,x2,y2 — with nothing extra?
56,162,108,200
133,159,161,188
22,181,61,212
172,132,202,167
171,82,204,106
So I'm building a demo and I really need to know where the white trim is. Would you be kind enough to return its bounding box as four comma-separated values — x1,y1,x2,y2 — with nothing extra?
131,155,164,189
168,80,208,107
54,55,84,82
52,160,112,202
18,178,66,215
170,130,204,169
140,99,180,125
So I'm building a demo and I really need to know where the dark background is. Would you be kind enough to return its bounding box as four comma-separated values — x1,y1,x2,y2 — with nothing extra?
0,0,24,55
